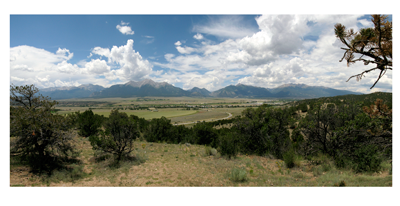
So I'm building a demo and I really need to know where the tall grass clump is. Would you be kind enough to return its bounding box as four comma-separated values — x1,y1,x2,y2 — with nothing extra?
229,167,248,182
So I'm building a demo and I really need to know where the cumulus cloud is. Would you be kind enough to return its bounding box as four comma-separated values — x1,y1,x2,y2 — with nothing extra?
91,39,152,81
10,45,84,88
56,48,74,60
176,45,196,55
116,21,135,35
193,33,204,40
84,59,110,74
10,40,153,88
155,14,391,92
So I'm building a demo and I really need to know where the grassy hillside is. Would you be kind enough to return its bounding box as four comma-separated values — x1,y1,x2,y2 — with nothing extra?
10,138,392,187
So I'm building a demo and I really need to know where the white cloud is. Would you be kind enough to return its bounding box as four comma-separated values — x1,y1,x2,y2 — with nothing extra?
56,48,73,60
176,45,196,54
12,64,33,72
11,76,25,82
155,14,391,92
37,75,50,82
10,40,153,88
84,59,110,74
193,33,204,40
56,61,80,74
116,21,134,35
358,19,374,28
91,39,152,81
193,16,258,39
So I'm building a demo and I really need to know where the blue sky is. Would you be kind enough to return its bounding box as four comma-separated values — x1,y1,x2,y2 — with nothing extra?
10,14,392,93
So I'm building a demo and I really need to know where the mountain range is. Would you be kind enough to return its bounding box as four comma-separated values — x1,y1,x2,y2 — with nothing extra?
39,79,362,100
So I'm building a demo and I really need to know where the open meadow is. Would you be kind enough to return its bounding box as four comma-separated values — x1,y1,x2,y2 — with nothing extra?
10,136,392,187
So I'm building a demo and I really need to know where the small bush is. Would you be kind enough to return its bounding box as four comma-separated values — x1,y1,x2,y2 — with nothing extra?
219,133,238,159
204,146,217,156
229,167,248,182
334,180,346,187
89,110,140,164
352,145,382,173
283,149,295,168
77,109,103,137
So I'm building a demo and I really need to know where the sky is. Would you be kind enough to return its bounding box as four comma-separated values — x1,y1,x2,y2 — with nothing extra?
9,14,393,93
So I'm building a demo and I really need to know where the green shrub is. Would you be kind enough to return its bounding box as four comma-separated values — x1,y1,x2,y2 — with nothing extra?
283,148,296,168
205,146,212,155
229,167,248,182
205,146,218,156
89,110,139,164
10,84,79,174
193,122,218,148
352,145,382,172
77,109,103,137
143,117,173,143
219,133,239,159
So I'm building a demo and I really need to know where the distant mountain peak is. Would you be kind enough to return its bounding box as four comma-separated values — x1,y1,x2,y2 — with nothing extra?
125,79,169,88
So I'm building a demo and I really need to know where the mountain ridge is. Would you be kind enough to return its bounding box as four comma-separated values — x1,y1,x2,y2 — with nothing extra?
38,79,363,99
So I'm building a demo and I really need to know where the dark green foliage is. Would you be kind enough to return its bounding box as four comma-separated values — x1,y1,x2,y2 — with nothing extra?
143,116,173,142
129,114,149,133
234,106,292,158
283,148,295,168
169,125,192,144
352,145,382,172
219,132,239,159
291,128,304,154
298,102,362,157
89,109,139,163
297,103,308,112
10,84,79,174
77,109,103,137
64,111,81,129
295,98,392,172
192,122,218,148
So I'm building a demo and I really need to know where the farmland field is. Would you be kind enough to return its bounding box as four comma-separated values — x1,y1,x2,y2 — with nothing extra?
92,109,198,119
53,97,282,123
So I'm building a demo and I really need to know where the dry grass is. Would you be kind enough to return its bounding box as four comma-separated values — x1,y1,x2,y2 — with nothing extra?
10,136,392,187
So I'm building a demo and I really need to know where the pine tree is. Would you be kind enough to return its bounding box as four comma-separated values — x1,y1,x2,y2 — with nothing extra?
334,15,392,89
10,84,78,174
